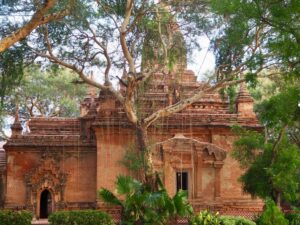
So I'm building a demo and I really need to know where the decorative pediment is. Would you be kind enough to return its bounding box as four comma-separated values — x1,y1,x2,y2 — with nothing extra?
156,133,227,161
202,145,226,161
25,157,67,192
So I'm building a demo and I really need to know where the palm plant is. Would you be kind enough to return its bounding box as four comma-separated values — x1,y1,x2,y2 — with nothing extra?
98,174,193,225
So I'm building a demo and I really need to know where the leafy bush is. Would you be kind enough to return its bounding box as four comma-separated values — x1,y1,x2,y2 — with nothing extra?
220,215,256,225
286,212,300,225
99,175,193,225
0,210,32,225
256,199,288,225
189,210,221,225
48,210,114,225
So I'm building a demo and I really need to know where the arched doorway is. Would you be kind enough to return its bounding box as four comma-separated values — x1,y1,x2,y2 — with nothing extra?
40,189,52,218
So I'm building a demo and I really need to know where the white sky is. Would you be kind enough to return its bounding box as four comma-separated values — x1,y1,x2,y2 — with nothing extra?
188,36,215,81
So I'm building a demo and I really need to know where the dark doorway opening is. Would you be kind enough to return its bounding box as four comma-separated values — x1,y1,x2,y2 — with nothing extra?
176,172,188,193
40,189,52,218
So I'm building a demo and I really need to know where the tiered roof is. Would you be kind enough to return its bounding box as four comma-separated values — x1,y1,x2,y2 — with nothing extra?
91,69,260,128
5,68,261,148
5,117,91,147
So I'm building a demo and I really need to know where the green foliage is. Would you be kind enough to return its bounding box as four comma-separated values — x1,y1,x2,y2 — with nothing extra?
285,212,300,225
256,87,300,129
189,210,221,225
120,143,151,174
250,77,300,149
245,73,258,89
211,0,300,78
0,47,24,106
120,149,144,172
256,199,288,225
232,83,300,205
235,133,300,203
141,6,187,72
100,0,128,17
3,65,87,119
220,216,256,225
0,210,32,225
219,84,238,113
99,175,193,225
232,126,265,168
267,141,300,202
48,210,114,225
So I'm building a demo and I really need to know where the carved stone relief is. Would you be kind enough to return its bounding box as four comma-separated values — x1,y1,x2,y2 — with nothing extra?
24,150,68,215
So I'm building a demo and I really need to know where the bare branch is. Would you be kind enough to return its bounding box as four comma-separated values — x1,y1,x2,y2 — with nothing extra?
32,28,124,103
88,27,112,84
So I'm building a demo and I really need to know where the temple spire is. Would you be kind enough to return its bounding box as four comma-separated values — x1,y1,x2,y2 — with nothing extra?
235,82,256,118
236,82,254,103
11,103,22,137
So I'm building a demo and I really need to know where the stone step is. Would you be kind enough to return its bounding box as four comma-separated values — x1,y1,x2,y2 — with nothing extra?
32,219,49,225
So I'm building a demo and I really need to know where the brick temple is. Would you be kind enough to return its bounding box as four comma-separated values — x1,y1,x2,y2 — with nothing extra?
1,67,264,218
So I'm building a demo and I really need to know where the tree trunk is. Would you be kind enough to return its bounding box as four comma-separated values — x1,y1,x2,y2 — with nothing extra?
276,191,281,209
272,190,282,209
136,125,158,190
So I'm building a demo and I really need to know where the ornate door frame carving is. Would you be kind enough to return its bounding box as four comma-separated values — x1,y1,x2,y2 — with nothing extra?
24,152,68,217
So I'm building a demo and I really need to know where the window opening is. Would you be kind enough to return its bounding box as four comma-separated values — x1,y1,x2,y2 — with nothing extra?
176,171,188,193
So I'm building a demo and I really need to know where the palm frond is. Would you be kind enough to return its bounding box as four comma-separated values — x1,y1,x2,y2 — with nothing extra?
116,175,142,196
98,188,123,207
173,190,193,217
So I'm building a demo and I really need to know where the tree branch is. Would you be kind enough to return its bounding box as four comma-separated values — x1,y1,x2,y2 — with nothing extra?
0,0,72,52
88,27,112,85
120,0,136,74
156,6,168,65
32,28,124,103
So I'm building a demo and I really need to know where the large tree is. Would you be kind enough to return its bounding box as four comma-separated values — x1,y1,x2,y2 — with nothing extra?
3,0,299,186
211,1,300,205
232,81,300,207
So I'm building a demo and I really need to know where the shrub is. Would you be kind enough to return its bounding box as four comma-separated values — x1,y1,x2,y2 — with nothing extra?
99,175,193,224
189,210,221,225
48,210,114,225
0,210,32,225
220,215,256,225
256,199,288,225
286,212,300,225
